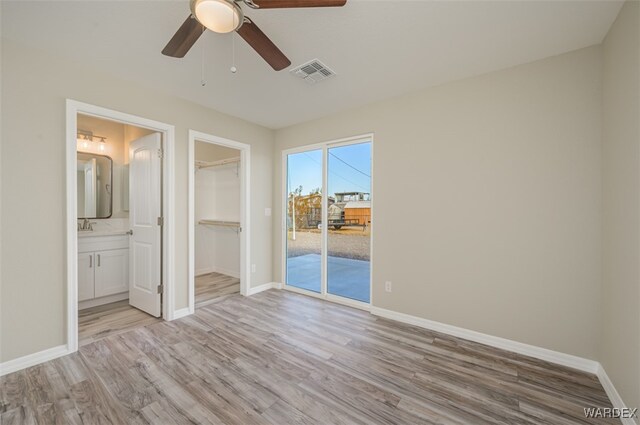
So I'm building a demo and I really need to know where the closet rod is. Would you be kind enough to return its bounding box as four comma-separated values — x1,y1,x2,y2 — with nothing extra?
198,219,240,228
197,156,241,169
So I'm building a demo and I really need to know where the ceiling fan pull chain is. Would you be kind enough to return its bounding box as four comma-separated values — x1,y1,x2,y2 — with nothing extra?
231,32,238,74
201,28,207,86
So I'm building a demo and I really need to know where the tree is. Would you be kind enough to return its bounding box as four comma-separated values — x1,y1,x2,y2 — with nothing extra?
290,185,303,197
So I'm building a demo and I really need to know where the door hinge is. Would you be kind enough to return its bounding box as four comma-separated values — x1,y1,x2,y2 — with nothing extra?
157,216,164,226
157,149,164,159
157,284,164,294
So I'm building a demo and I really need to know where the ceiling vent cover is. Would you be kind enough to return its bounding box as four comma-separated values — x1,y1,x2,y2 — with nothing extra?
290,59,336,84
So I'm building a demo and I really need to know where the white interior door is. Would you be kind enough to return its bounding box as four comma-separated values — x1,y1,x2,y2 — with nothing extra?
129,133,162,317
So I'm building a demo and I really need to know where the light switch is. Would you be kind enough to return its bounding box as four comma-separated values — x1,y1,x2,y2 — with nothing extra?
265,208,272,217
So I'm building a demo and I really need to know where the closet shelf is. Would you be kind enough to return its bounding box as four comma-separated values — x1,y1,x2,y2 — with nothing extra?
196,157,240,169
198,219,241,228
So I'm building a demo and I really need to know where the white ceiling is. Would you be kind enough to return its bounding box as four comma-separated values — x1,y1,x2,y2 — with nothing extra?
1,0,623,129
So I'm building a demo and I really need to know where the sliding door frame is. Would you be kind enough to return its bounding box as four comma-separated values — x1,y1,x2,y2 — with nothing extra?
281,133,374,311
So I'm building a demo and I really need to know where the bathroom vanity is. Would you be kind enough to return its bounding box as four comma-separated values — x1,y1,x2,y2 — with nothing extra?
78,232,129,310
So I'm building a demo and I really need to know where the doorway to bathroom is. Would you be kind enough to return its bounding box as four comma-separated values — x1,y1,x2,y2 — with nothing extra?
188,130,251,314
66,100,176,352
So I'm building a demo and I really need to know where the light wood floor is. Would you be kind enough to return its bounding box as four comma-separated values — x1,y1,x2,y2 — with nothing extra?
195,271,240,308
78,272,240,346
3,290,617,424
78,300,162,347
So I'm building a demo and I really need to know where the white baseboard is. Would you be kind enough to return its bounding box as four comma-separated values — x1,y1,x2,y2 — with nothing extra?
195,267,214,276
0,344,70,377
2,289,633,424
195,266,240,279
172,307,192,320
247,282,281,296
596,364,639,425
79,292,128,310
370,306,599,374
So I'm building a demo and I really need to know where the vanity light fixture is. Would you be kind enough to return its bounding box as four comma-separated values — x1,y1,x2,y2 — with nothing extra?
77,130,108,153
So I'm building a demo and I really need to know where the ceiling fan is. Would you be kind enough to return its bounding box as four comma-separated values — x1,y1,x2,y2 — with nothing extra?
162,0,347,71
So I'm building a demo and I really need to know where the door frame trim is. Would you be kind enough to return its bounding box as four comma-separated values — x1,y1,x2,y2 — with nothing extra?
66,99,176,354
280,133,374,307
188,130,251,314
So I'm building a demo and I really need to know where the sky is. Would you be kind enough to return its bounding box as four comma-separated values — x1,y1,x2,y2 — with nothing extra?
287,141,372,198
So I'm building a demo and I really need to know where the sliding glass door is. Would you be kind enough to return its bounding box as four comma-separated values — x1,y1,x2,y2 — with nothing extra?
285,149,323,293
284,137,372,305
327,142,371,303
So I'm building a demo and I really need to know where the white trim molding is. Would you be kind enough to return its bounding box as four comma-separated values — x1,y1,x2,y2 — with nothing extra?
0,345,70,377
172,307,192,320
196,266,240,279
66,99,177,351
78,292,129,310
195,267,240,279
596,365,639,425
247,282,282,296
372,306,636,422
370,306,599,374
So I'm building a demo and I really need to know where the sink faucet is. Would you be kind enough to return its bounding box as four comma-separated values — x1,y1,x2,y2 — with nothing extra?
79,218,95,231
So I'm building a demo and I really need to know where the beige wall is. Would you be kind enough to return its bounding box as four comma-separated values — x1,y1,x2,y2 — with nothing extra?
0,39,274,363
601,0,640,410
274,46,603,359
195,142,241,163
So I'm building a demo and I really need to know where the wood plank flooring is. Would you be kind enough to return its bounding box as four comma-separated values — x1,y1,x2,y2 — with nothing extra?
3,290,618,424
195,272,240,308
78,300,162,347
78,272,239,346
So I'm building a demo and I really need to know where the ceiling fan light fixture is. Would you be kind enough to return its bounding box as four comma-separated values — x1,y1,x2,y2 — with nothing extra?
191,0,243,34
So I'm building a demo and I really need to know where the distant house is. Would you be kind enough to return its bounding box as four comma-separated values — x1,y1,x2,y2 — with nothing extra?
335,192,371,227
344,201,371,226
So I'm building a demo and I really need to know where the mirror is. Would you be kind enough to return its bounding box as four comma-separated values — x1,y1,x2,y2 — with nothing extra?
77,152,113,219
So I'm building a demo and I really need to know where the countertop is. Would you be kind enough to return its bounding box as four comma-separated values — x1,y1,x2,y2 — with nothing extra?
77,229,130,238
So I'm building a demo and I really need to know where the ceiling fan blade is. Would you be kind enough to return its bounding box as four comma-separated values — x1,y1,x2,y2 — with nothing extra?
162,15,205,58
251,0,346,8
236,18,291,71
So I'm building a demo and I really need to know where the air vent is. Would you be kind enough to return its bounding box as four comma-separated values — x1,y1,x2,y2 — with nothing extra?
290,59,336,85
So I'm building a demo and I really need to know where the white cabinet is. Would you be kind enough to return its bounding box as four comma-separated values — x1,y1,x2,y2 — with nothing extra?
78,235,129,308
78,252,95,302
95,249,129,297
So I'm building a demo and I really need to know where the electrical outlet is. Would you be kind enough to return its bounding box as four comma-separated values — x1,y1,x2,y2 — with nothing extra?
251,264,256,273
385,281,392,292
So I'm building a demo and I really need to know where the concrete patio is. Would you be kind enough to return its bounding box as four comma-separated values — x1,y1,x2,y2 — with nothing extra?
286,254,370,303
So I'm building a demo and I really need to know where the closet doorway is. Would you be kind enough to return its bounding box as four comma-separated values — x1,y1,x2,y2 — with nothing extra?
188,131,250,314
